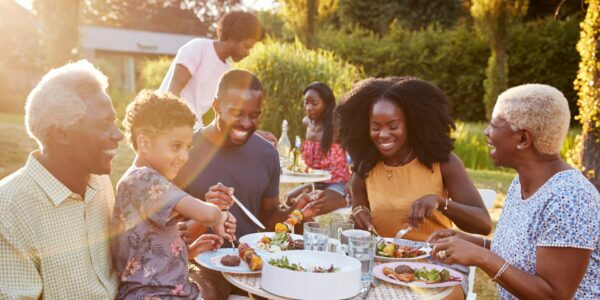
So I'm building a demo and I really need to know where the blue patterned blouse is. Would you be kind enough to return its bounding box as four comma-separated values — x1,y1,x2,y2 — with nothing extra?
491,169,599,299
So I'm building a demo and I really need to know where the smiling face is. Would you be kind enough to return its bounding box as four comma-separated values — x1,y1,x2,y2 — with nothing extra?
65,90,123,175
215,88,263,146
140,126,193,180
231,38,257,62
484,116,521,168
369,98,410,163
304,89,326,121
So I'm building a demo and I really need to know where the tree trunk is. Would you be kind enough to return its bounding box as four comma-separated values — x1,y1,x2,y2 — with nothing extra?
305,0,317,49
581,35,600,191
582,129,600,190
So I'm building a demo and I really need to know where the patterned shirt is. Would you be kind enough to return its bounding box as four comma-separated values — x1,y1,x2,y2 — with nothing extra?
301,140,351,184
491,169,600,299
111,166,199,299
0,152,117,299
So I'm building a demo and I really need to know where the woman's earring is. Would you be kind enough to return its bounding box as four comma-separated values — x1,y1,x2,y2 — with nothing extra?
517,145,523,150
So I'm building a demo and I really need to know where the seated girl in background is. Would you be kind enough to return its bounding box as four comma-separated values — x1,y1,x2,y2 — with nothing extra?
286,82,351,214
111,90,236,300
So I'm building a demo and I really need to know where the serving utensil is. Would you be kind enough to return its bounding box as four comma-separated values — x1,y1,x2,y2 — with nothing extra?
231,194,266,230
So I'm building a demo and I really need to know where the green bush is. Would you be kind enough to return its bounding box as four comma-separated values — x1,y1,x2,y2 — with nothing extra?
318,24,489,121
318,17,580,122
235,40,363,138
453,122,580,171
138,56,173,89
509,16,581,121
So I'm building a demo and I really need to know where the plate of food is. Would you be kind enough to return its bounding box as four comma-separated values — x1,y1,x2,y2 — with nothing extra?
375,238,430,261
282,168,330,178
373,262,463,288
195,243,264,274
239,230,304,253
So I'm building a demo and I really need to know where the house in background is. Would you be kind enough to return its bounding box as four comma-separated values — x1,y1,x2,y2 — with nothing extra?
80,26,201,92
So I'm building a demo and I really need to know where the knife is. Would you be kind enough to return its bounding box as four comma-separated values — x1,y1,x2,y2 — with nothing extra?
231,194,266,229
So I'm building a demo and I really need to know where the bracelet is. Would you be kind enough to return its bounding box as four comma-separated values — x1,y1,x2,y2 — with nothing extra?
352,205,370,216
492,261,510,282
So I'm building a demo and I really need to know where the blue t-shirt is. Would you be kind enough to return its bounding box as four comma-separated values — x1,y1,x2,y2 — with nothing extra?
175,131,280,239
491,169,600,299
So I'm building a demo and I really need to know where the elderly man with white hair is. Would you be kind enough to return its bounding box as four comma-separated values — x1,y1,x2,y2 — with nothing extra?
0,60,123,299
428,84,600,299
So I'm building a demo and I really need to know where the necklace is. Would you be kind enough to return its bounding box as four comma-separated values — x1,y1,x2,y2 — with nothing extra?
386,148,413,180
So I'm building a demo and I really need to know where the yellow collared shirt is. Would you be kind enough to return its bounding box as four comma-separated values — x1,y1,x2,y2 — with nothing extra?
0,152,117,299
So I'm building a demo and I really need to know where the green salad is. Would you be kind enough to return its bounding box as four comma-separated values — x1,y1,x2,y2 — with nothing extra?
268,256,339,273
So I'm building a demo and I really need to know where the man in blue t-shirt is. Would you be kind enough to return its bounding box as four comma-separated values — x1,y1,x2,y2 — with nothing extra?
174,70,324,300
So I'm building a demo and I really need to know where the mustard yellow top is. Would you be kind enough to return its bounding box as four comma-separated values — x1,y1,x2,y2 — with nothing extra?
365,158,452,241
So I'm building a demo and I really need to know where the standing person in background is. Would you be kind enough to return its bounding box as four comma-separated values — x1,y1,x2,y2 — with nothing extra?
160,10,276,145
286,82,351,214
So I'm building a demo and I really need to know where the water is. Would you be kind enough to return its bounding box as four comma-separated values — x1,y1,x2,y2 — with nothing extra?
304,232,329,251
354,252,374,286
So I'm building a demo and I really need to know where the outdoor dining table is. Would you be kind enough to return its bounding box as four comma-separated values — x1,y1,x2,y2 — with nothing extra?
221,259,455,300
279,170,332,205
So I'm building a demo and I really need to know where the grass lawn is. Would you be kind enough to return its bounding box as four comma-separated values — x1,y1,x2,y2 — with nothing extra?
0,112,507,299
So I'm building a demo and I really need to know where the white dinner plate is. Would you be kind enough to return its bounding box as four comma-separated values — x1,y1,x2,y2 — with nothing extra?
282,169,330,178
195,248,263,274
239,232,303,253
375,238,431,262
373,261,463,288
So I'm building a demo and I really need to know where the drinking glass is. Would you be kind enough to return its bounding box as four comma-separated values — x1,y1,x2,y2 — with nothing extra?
303,222,330,251
329,220,355,254
347,230,375,288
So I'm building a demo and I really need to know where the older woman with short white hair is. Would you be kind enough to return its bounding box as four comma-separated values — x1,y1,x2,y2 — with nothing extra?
428,84,599,299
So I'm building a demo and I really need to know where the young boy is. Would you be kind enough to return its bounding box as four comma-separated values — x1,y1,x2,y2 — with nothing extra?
111,90,235,299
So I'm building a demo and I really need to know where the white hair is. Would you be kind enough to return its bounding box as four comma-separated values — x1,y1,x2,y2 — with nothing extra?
492,84,571,155
25,60,109,148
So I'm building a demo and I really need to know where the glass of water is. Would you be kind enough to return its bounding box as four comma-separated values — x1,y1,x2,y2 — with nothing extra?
303,222,330,251
329,220,355,254
347,230,375,288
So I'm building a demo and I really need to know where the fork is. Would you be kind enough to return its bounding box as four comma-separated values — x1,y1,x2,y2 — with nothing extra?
393,227,413,245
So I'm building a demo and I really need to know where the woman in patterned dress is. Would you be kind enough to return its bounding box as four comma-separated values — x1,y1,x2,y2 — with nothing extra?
285,82,351,214
429,84,600,299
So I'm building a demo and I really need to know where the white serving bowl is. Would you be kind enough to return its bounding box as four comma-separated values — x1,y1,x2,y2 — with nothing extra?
261,250,361,300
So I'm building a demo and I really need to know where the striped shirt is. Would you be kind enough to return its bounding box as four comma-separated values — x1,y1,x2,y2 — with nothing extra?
0,152,117,299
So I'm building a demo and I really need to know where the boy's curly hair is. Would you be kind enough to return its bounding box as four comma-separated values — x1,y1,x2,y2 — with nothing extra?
217,11,262,42
123,90,197,151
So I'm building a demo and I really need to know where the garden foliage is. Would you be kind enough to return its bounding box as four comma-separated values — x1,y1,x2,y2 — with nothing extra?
236,40,363,138
318,16,581,122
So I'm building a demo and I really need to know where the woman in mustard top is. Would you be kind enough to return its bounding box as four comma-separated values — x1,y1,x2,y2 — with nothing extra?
336,77,492,241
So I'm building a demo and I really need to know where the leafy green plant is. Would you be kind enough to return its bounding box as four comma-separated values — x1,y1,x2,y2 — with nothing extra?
235,39,363,138
138,56,172,89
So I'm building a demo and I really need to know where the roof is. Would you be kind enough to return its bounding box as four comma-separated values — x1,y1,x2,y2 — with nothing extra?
80,25,202,56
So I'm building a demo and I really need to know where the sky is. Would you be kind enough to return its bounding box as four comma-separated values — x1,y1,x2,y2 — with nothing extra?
14,0,276,11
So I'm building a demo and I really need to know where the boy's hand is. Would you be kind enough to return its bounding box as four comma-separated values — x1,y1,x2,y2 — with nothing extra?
205,183,234,210
213,211,236,242
187,234,224,259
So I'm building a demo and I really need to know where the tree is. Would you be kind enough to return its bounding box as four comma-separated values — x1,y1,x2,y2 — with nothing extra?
471,0,528,118
338,0,466,34
83,0,241,36
278,0,338,48
33,0,80,68
573,0,600,189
